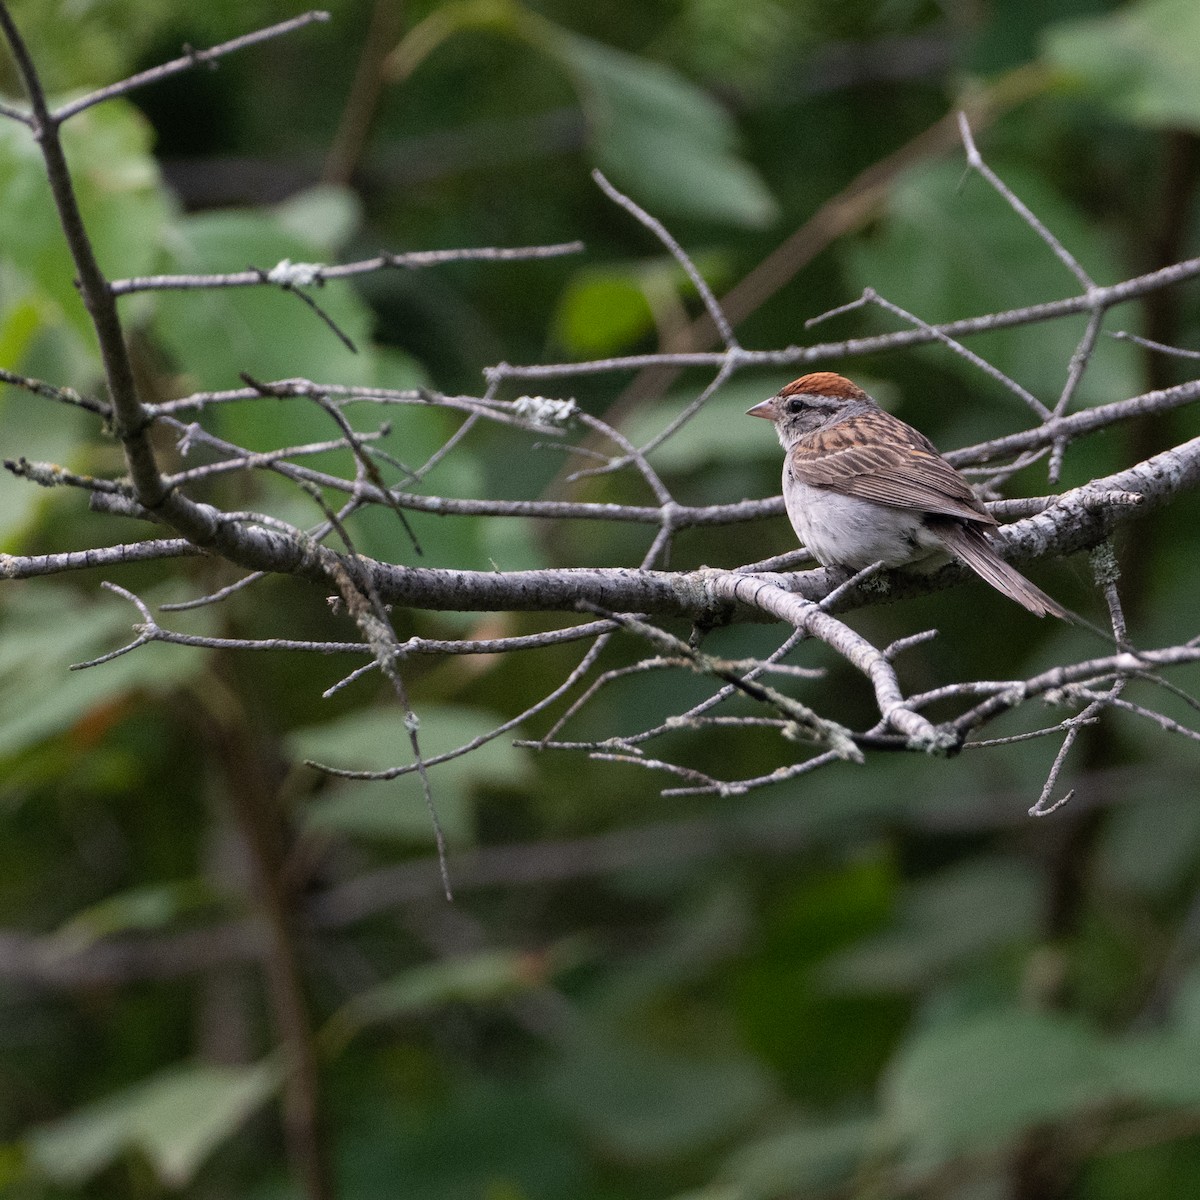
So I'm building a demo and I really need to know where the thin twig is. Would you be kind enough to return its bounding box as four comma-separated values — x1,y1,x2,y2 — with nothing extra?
53,12,334,123
485,256,1200,385
812,287,1052,420
592,169,739,350
110,242,585,295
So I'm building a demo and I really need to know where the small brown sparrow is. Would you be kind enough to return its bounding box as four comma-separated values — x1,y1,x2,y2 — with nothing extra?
747,372,1066,618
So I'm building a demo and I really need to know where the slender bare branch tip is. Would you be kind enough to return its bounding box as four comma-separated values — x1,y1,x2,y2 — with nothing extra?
805,292,873,328
957,110,982,165
100,580,155,622
1030,789,1076,817
1109,329,1200,360
884,629,939,661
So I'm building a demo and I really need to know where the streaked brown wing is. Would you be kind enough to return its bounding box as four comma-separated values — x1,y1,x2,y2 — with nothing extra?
790,409,995,526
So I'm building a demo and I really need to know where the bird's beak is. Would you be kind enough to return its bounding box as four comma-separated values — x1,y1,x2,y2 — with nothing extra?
745,398,776,420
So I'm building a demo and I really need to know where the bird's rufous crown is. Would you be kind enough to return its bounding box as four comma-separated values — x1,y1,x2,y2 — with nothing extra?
779,372,867,400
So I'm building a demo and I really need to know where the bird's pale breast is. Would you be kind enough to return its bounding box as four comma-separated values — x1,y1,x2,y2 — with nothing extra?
783,472,946,570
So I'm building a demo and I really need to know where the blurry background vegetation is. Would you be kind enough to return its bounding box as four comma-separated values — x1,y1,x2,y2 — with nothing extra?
1,0,1200,1197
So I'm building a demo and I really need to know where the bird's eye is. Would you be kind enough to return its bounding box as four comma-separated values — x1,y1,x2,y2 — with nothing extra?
785,397,804,415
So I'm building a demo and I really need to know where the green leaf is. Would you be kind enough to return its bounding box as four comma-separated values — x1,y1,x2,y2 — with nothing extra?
152,188,373,448
1115,1033,1200,1110
0,98,172,349
715,1118,873,1200
592,884,752,1012
550,30,778,228
822,858,1040,990
27,1061,280,1187
0,585,210,762
882,1009,1115,1173
544,1023,774,1160
1043,0,1200,129
0,98,172,545
0,1142,26,1189
324,949,550,1050
555,253,733,358
338,1073,586,1200
555,269,655,358
275,184,363,249
1113,969,1200,1107
398,4,775,227
54,878,224,952
1099,789,1200,896
0,363,94,549
293,705,531,846
845,160,1141,406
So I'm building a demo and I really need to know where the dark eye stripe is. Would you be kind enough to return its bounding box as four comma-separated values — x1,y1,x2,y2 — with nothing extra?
787,395,839,414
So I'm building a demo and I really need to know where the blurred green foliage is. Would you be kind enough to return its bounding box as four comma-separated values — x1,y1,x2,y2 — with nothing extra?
0,1,1199,1198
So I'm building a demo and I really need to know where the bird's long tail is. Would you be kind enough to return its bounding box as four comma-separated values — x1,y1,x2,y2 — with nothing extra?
934,522,1068,619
